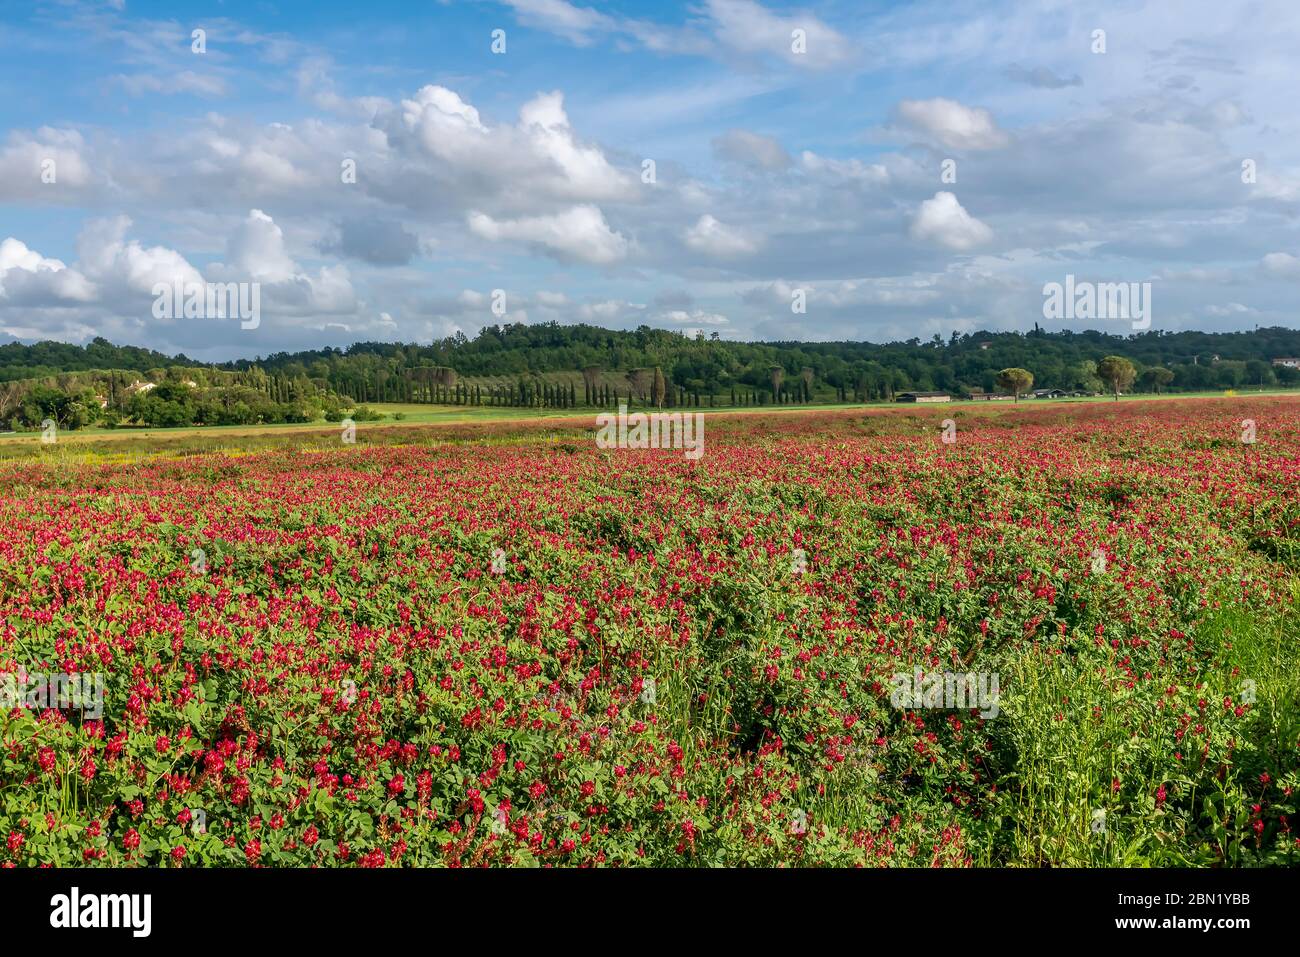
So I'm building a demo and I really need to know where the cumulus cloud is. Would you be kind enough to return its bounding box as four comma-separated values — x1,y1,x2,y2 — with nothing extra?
1,212,359,339
212,209,357,313
657,308,729,326
0,238,96,304
910,192,993,250
1261,252,1300,279
684,215,761,258
534,290,570,307
467,205,628,264
799,150,889,184
575,298,633,321
893,98,1010,150
226,209,299,281
76,215,205,294
8,0,1300,353
382,87,633,210
0,128,94,200
743,277,941,309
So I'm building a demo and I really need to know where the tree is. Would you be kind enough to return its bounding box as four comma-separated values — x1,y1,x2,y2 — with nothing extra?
1244,359,1274,388
1139,366,1175,394
1069,360,1103,394
996,367,1034,402
1096,355,1136,401
651,367,666,408
769,365,785,401
18,385,101,430
800,366,814,402
626,368,652,403
581,365,602,405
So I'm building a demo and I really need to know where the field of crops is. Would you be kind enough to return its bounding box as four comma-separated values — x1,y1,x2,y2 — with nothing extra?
1,397,1298,867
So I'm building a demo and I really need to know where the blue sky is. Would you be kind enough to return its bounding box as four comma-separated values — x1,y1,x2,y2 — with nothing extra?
1,0,1298,360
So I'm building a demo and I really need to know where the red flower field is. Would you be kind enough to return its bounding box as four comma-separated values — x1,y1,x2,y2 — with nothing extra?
2,398,1298,866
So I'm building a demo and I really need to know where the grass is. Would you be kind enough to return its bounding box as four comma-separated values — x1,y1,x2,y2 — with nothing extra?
3,388,1296,462
976,590,1300,867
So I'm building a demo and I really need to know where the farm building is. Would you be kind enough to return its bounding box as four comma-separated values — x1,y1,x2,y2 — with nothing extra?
1032,389,1068,399
1272,358,1300,368
967,390,1015,401
896,391,951,403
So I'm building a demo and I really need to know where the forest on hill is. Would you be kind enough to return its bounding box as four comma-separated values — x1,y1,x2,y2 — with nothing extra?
3,324,1299,430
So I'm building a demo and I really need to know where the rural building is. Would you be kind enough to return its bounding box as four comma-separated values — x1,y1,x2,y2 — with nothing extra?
1032,389,1067,399
968,390,1015,401
1272,357,1300,368
896,391,951,403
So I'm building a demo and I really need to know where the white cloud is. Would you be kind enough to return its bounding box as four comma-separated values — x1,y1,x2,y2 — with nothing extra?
657,309,729,326
5,212,361,331
492,0,850,68
1205,302,1253,316
226,209,299,281
0,128,94,199
467,205,629,264
893,98,1010,151
684,214,761,258
799,151,889,184
1261,252,1300,279
11,0,1300,352
0,238,96,303
704,0,852,68
76,215,205,294
499,0,615,45
576,299,634,321
212,209,357,313
388,87,632,208
910,192,993,251
297,58,392,119
744,277,941,309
